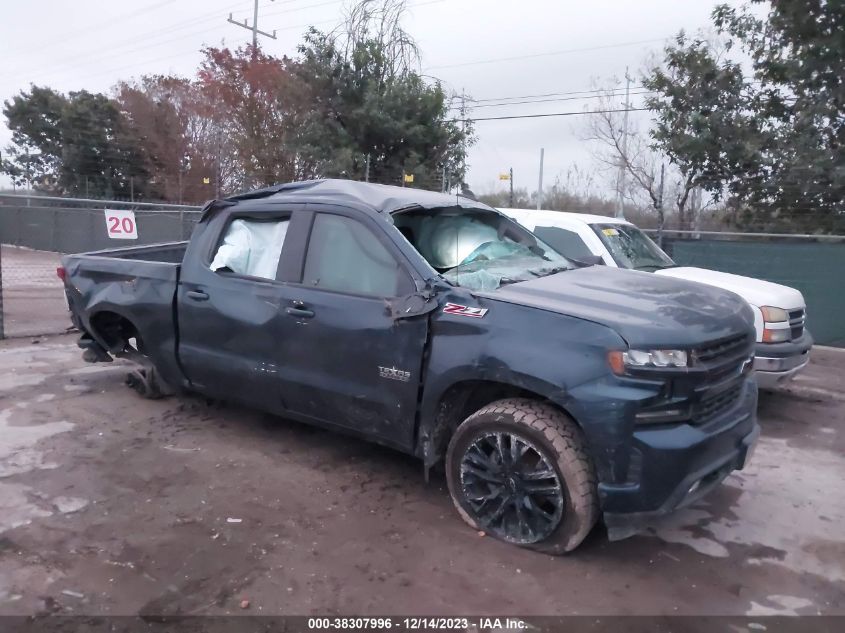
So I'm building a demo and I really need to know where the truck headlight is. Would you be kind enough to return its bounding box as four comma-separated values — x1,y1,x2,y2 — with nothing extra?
760,306,789,323
608,349,689,374
760,306,791,342
762,327,790,343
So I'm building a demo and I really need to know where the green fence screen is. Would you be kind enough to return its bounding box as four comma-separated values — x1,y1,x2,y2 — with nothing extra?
665,239,845,347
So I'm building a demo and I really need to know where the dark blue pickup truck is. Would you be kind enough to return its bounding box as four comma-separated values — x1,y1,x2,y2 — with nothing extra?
60,180,760,553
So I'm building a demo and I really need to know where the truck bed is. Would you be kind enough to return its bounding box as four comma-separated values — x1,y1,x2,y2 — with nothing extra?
61,241,188,391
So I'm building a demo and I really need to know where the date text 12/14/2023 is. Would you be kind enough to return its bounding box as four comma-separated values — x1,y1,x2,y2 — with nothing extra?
307,617,528,630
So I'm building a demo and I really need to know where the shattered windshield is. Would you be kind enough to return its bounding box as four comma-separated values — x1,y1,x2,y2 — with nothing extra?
592,223,675,271
442,241,571,291
393,208,571,291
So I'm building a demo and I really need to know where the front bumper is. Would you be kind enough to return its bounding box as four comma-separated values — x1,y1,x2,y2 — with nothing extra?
598,380,759,540
753,331,813,389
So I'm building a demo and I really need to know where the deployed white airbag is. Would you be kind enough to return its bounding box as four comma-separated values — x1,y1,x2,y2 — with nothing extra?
210,219,289,280
416,216,499,269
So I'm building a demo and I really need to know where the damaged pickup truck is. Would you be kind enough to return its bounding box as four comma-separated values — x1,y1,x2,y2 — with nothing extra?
60,179,760,553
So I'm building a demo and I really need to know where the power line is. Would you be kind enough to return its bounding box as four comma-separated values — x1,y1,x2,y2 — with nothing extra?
2,3,253,82
67,19,339,83
451,90,655,110
425,38,669,70
260,0,445,20
468,86,648,104
8,0,439,85
5,0,345,83
1,0,183,57
262,0,344,18
451,107,649,122
18,18,334,86
8,98,652,138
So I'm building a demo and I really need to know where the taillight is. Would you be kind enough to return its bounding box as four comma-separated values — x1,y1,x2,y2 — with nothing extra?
56,266,66,282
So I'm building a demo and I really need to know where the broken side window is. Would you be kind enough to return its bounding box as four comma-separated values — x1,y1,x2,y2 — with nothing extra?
210,218,289,280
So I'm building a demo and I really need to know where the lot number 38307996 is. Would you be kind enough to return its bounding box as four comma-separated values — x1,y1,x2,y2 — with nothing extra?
104,209,138,240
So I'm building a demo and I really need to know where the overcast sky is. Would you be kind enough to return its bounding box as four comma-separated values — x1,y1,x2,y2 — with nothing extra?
0,0,744,197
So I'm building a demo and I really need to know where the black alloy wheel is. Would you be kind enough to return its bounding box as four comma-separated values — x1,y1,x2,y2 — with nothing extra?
459,431,565,544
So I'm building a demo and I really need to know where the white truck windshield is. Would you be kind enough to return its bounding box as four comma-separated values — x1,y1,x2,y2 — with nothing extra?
592,224,675,271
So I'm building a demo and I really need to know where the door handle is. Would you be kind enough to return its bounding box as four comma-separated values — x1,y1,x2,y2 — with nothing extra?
187,290,209,301
286,306,315,318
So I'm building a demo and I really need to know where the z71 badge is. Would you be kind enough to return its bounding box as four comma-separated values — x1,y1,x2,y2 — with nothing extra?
442,303,488,318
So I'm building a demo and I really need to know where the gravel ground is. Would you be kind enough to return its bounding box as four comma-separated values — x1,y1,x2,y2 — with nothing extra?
0,334,843,617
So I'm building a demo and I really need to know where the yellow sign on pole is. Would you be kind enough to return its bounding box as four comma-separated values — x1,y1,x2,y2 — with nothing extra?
499,173,511,181
403,173,414,183
203,177,211,184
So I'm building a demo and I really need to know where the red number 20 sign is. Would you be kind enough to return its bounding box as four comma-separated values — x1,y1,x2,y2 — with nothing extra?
104,209,138,240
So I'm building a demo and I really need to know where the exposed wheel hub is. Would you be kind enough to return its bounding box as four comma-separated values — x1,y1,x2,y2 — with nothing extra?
459,432,565,544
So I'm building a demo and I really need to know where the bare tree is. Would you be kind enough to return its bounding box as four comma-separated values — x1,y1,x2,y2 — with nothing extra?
582,85,669,232
334,0,420,80
583,84,715,235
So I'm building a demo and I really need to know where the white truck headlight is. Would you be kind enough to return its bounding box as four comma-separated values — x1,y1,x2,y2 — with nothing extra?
760,306,789,323
608,349,688,374
760,306,791,343
762,327,791,343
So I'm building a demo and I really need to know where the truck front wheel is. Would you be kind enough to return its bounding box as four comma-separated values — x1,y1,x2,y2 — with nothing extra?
445,398,598,554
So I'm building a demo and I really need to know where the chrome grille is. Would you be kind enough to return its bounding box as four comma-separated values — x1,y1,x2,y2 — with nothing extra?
789,308,805,340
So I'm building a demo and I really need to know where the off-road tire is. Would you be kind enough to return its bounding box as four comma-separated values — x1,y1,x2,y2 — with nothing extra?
445,398,598,554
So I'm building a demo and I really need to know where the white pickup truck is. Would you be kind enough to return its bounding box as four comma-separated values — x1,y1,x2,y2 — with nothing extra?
501,208,813,389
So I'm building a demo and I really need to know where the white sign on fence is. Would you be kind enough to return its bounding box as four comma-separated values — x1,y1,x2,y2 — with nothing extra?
104,209,138,240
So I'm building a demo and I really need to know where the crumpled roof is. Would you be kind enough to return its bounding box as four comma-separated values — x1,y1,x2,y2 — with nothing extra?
225,179,494,215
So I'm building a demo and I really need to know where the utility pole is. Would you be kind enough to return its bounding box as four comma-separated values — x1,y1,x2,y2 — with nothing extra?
228,0,277,47
656,163,665,248
215,128,223,198
536,148,544,210
460,89,467,186
509,167,514,207
691,186,701,238
364,153,371,182
616,67,632,219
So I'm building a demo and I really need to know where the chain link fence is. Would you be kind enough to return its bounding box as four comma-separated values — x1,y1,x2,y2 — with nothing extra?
0,194,201,339
0,244,68,338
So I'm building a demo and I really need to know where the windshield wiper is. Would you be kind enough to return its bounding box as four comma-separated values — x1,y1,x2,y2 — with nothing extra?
529,266,570,278
634,263,677,271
